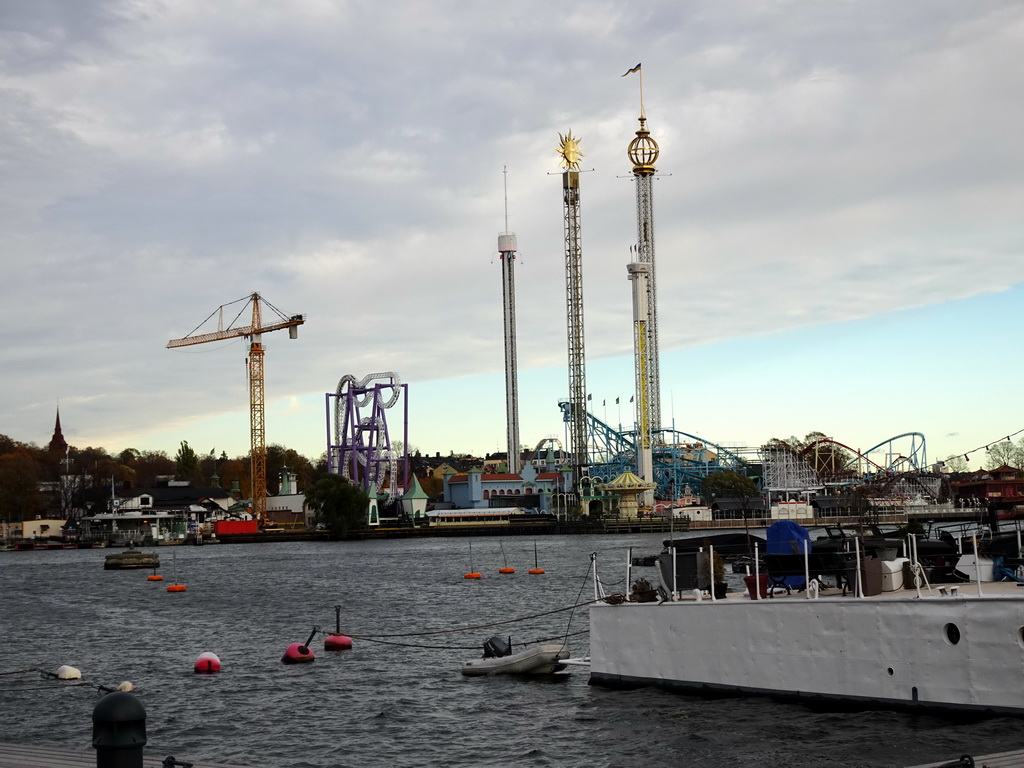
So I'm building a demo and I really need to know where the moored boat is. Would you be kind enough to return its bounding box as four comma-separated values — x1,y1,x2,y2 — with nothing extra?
586,527,1024,715
104,548,160,570
461,635,569,676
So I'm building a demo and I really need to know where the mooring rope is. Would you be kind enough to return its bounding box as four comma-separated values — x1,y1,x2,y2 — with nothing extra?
0,668,131,694
343,598,605,639
349,628,591,651
561,555,598,647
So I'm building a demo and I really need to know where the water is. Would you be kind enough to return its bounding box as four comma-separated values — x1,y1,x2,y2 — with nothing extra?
2,534,1024,767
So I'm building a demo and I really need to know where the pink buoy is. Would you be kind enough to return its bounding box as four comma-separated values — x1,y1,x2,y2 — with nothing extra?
194,652,221,674
281,642,315,664
324,633,353,651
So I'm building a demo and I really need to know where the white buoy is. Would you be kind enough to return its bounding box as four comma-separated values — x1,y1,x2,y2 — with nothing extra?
56,665,82,680
116,681,134,691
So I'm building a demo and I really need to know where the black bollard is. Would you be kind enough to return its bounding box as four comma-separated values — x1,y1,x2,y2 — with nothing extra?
92,691,147,768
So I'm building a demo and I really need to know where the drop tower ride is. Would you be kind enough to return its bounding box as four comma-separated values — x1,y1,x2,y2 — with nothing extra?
498,168,521,474
625,65,662,433
557,130,589,482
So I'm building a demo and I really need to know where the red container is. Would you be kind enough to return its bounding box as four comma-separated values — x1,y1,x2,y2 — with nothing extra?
214,520,259,535
744,574,769,600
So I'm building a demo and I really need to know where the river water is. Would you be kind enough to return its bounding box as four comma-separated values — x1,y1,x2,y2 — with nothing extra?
2,533,1023,767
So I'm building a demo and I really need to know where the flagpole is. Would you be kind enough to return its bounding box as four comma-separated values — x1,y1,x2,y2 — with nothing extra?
639,67,645,119
622,63,645,119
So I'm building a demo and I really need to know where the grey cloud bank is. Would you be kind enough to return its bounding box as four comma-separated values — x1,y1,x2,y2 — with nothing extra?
1,0,1022,461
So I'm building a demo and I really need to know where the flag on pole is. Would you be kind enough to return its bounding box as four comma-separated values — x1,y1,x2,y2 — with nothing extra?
602,399,606,407
615,397,620,405
587,394,592,401
622,63,641,77
630,395,634,403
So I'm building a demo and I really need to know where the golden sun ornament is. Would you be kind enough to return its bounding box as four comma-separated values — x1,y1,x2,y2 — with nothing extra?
557,130,584,170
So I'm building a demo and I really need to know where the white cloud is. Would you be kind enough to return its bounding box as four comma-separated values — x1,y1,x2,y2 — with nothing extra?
1,0,1022,464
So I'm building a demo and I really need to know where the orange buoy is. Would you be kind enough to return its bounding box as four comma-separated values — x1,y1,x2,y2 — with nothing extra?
464,572,482,579
166,584,187,592
498,543,514,574
147,574,164,581
528,543,544,574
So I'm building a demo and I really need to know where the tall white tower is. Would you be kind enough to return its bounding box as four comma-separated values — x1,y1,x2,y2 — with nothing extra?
498,168,521,474
625,65,662,433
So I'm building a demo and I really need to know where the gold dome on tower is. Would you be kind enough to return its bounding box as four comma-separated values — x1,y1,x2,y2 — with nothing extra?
627,117,658,175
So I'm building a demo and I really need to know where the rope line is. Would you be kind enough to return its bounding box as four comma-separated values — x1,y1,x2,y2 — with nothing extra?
0,668,128,694
562,555,597,647
352,628,590,652
344,598,603,639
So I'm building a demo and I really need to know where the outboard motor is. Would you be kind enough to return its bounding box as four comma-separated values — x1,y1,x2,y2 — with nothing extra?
483,635,512,658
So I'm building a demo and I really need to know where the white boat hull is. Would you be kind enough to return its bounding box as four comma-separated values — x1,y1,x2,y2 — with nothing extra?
589,585,1024,714
462,643,569,676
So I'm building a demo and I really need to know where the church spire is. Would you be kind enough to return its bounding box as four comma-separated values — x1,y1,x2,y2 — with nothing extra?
48,407,68,455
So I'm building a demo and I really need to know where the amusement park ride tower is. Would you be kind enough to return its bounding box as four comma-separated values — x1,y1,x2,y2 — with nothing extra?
498,168,521,475
625,64,663,433
627,261,655,507
557,130,589,483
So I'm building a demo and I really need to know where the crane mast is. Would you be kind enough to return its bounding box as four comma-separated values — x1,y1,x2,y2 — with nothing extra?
167,292,305,527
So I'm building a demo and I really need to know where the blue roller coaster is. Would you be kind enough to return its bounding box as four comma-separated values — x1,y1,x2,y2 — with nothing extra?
561,403,753,499
562,400,940,501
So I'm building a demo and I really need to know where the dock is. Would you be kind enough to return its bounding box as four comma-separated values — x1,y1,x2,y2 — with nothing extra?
908,747,1024,767
0,741,251,767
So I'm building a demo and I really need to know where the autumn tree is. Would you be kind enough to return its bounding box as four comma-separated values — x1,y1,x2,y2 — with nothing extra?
126,450,175,487
217,457,249,498
0,449,44,521
266,444,316,494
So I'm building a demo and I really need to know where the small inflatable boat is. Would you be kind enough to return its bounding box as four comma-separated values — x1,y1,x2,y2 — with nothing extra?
461,635,570,677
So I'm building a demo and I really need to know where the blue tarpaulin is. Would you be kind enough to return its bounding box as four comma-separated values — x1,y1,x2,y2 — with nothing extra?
766,520,812,588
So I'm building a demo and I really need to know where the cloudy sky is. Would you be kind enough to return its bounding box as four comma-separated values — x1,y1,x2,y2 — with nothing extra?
2,0,1022,469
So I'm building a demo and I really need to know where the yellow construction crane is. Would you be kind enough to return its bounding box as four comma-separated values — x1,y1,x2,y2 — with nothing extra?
167,292,305,528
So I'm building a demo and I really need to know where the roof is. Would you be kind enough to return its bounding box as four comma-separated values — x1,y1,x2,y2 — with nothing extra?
401,474,429,500
599,471,656,491
118,485,232,503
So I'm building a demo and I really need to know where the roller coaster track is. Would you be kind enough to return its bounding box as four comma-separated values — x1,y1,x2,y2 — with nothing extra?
576,407,751,499
798,432,928,485
328,372,407,498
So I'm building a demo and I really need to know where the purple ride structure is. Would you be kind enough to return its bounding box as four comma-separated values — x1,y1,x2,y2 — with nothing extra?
326,372,409,502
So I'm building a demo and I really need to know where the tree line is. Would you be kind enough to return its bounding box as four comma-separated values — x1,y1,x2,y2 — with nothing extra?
0,434,324,523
